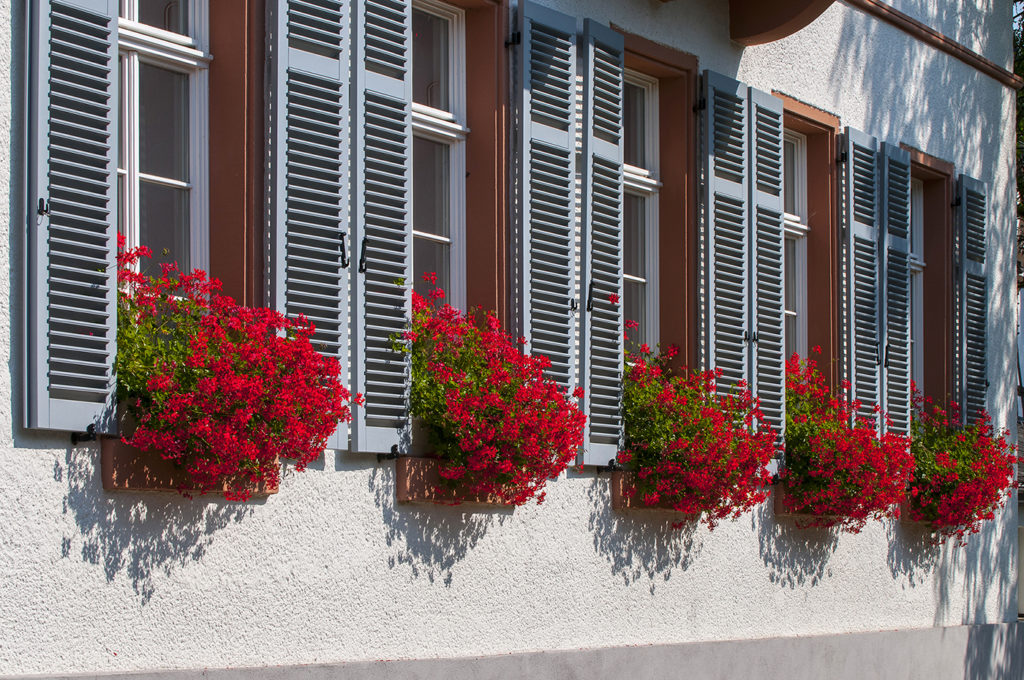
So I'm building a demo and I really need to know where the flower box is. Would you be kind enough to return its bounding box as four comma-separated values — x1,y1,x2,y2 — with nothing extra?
101,437,278,496
395,456,512,507
610,470,686,511
772,485,840,523
898,501,933,528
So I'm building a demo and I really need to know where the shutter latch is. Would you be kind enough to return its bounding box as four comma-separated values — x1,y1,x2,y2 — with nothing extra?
37,198,50,216
340,232,350,269
505,31,521,47
743,330,750,343
585,281,595,312
358,237,367,273
883,342,890,367
570,297,578,312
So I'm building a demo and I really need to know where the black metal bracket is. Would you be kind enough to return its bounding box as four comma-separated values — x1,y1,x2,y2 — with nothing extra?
376,445,400,464
836,150,848,165
37,198,50,216
358,237,368,273
71,424,97,445
340,233,350,269
692,97,706,113
586,281,595,312
570,297,578,312
505,31,521,47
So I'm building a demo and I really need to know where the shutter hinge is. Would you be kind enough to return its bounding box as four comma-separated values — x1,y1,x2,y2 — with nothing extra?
586,281,595,312
71,424,97,445
693,97,706,113
505,31,521,47
37,198,50,216
952,196,962,208
836,150,848,165
340,232,350,269
358,237,367,273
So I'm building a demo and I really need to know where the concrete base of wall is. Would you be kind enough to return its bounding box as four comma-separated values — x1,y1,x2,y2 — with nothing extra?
10,623,1024,680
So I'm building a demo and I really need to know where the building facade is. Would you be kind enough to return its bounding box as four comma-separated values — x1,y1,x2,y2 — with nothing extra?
1,0,1022,677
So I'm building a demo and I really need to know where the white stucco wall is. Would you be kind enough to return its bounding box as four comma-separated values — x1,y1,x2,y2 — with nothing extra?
0,0,1019,675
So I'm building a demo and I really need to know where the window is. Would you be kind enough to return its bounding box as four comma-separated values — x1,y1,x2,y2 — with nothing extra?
783,130,808,359
117,0,209,276
411,1,467,309
909,178,926,391
622,70,660,350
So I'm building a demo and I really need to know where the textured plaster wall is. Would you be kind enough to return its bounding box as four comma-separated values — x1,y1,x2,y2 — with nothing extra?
0,0,1019,676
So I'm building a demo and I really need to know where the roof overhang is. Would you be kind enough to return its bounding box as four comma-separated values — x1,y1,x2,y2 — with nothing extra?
727,0,838,46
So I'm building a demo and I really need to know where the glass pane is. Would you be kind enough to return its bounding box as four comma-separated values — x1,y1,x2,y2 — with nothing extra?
118,57,125,167
139,64,189,181
140,180,190,275
413,9,449,110
623,82,645,168
138,0,189,35
784,139,796,215
624,194,645,278
784,237,796,313
117,173,125,239
624,279,646,349
785,314,797,359
413,137,450,238
413,237,450,301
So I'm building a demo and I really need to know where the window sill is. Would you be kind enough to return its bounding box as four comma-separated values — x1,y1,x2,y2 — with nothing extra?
394,456,512,508
100,436,279,496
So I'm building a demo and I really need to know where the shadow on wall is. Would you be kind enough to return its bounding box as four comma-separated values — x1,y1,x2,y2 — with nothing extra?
585,474,703,593
753,500,839,589
363,456,509,587
963,621,1024,680
885,520,941,589
57,446,254,605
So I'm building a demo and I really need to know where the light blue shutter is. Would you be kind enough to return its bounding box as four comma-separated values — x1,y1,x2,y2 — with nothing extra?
27,0,118,433
579,20,624,467
747,87,785,438
702,71,749,393
350,0,413,454
515,1,578,391
842,128,881,423
879,143,912,433
956,174,989,422
267,0,350,451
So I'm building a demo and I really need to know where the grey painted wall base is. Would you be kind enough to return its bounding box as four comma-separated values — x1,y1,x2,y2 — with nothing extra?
10,622,1024,680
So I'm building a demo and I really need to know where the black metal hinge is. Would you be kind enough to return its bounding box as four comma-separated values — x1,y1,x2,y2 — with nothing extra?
836,150,848,165
693,97,706,113
505,31,521,47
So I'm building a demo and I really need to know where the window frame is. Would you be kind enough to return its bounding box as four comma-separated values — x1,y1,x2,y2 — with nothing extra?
622,68,660,350
117,0,211,273
909,177,926,392
411,0,468,310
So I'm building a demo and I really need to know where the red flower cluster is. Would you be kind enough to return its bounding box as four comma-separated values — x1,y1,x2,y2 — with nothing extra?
117,238,354,500
783,354,913,532
906,389,1016,543
618,345,776,529
405,278,586,505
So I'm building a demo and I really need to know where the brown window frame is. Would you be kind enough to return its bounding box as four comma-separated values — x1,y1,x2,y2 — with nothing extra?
902,144,955,408
613,28,699,370
774,93,841,388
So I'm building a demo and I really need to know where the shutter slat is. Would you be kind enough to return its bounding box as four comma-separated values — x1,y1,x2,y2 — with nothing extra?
267,0,350,450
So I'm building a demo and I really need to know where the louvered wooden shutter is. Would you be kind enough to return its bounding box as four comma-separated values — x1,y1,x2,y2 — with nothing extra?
879,143,912,433
267,0,350,451
842,128,881,423
956,174,989,423
702,71,749,393
515,1,578,391
579,20,624,467
747,87,785,438
351,0,413,453
27,0,119,433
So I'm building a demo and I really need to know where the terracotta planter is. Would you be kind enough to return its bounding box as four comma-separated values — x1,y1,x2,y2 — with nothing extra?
898,500,934,528
101,437,278,496
395,456,512,507
610,470,686,511
772,484,839,521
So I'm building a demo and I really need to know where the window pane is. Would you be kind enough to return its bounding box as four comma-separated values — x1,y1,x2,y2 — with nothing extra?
413,9,449,110
138,0,189,35
139,63,189,181
784,139,796,215
140,181,190,274
623,82,645,168
413,237,450,301
624,279,646,349
624,194,645,278
784,237,796,313
413,137,450,238
785,314,797,359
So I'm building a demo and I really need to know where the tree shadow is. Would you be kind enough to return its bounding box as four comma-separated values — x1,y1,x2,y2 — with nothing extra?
367,459,509,587
885,519,941,588
584,474,702,593
962,621,1024,680
754,500,840,588
58,446,255,605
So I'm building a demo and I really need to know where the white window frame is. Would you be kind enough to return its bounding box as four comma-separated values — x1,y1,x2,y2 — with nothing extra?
411,0,468,310
622,69,660,348
783,129,808,358
910,178,926,392
117,0,210,272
